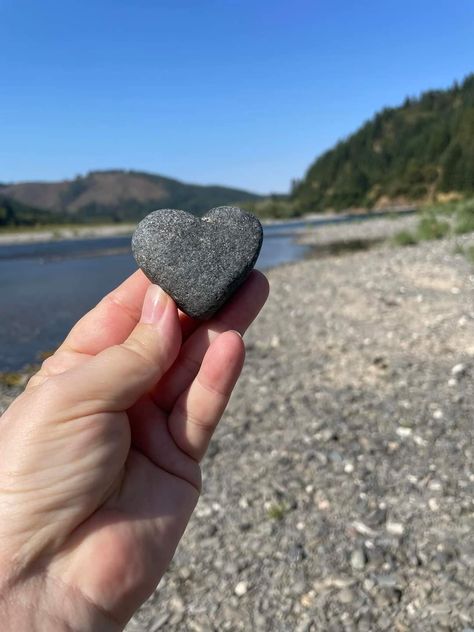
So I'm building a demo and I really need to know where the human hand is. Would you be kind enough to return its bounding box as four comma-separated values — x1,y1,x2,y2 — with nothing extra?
0,269,269,630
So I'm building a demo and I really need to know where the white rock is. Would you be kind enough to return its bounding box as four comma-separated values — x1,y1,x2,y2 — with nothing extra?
413,434,427,447
234,581,248,597
238,496,249,509
195,504,212,518
432,409,443,420
451,363,466,376
396,426,412,438
351,521,377,537
350,548,366,570
269,334,280,348
386,521,405,536
363,578,375,591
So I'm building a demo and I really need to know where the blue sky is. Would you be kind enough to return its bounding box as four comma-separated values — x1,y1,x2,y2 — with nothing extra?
1,0,473,193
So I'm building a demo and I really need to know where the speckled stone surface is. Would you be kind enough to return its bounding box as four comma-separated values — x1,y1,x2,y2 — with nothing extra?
132,206,263,319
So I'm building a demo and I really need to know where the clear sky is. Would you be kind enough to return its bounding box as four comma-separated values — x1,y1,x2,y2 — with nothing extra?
1,0,473,194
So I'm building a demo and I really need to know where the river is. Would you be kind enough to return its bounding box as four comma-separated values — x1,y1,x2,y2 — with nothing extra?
0,210,416,371
0,221,314,370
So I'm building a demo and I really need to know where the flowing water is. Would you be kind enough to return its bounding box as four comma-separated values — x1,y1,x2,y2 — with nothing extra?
0,211,415,370
0,222,311,370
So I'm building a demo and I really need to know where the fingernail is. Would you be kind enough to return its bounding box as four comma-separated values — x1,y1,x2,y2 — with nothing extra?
140,285,168,325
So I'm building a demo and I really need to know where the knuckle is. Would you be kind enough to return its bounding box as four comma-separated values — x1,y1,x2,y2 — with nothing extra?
40,350,66,375
197,376,228,400
180,353,202,379
175,401,214,434
35,373,69,407
102,291,141,323
119,339,161,374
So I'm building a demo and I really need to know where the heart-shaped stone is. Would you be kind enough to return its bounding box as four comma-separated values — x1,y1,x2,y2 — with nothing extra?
132,206,263,319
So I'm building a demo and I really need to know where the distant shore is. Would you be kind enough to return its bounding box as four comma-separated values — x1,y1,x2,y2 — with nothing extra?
297,213,419,249
0,207,417,246
0,223,136,245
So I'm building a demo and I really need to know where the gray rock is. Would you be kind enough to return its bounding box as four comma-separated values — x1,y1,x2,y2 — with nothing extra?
350,547,367,570
337,588,355,603
132,206,263,319
375,574,400,588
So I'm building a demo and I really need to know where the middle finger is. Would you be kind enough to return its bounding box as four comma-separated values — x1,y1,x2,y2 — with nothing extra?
152,270,269,412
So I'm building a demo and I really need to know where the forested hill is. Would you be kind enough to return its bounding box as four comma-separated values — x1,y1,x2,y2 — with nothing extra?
292,74,474,213
0,170,261,225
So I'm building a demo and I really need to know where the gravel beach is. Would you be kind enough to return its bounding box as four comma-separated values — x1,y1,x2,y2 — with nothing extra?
1,231,473,631
297,214,420,248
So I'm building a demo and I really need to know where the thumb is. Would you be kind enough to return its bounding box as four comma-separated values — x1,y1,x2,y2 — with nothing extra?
72,284,181,410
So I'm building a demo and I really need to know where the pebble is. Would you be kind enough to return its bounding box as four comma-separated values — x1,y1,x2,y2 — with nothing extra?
234,581,249,597
451,363,466,376
375,574,400,588
338,588,355,604
351,521,378,537
350,548,367,570
132,206,263,319
295,616,312,632
363,578,375,591
386,521,405,536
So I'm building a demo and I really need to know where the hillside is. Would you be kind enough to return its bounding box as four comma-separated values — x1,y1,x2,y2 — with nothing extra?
292,74,474,213
0,170,261,225
4,74,474,225
0,194,54,227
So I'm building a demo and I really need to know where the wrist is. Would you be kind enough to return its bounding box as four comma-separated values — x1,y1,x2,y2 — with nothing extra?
0,571,120,632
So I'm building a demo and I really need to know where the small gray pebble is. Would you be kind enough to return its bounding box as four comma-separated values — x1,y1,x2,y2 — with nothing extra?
350,547,367,570
132,206,263,319
338,588,355,603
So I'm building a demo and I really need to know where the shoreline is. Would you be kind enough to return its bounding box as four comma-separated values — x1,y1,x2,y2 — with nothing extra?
0,214,421,378
0,223,136,245
0,207,417,246
0,213,464,377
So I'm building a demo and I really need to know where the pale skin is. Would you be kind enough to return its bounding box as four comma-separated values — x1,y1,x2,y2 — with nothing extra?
0,269,269,631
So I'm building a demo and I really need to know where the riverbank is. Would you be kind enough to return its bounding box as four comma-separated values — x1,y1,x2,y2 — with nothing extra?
297,213,419,248
0,208,416,245
1,233,473,630
0,223,136,245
